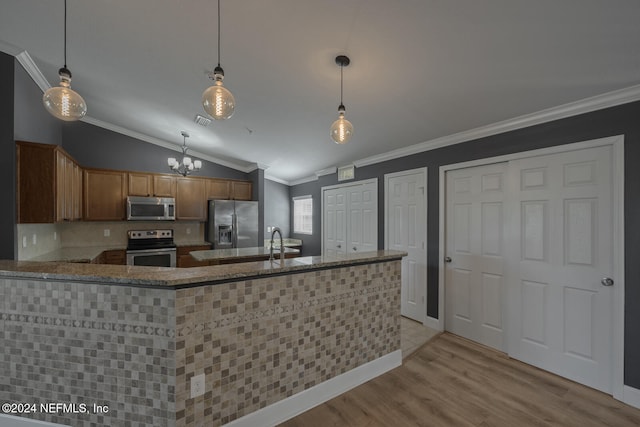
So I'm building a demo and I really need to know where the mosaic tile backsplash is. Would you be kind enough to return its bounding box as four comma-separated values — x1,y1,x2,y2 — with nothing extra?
0,259,401,427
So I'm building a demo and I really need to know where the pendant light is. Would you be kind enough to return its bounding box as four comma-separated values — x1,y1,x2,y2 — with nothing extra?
202,0,235,120
167,132,202,177
42,0,87,121
330,55,353,144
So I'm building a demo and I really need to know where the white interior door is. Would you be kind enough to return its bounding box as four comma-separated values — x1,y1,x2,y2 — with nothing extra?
445,163,507,351
386,169,427,323
322,179,377,257
506,145,613,393
348,181,378,253
323,187,346,256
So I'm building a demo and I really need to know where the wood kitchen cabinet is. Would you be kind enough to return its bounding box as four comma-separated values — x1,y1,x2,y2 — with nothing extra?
128,172,176,197
177,244,211,267
205,178,231,200
92,249,126,265
176,177,206,220
83,168,127,221
231,180,252,200
17,141,82,223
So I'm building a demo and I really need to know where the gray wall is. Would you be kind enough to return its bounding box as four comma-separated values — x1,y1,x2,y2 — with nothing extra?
290,100,640,389
249,168,265,246
264,179,290,240
14,62,62,146
0,53,15,259
62,122,247,180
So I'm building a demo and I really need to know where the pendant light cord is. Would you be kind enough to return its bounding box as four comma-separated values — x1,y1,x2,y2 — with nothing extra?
340,63,344,105
63,0,68,68
217,0,221,68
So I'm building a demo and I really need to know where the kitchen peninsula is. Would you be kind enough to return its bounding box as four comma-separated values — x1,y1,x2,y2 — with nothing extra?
0,250,405,427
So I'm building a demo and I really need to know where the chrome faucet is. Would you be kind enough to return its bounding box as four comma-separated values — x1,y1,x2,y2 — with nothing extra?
269,227,285,262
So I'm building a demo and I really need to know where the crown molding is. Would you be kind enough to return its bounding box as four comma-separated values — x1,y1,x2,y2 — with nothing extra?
264,174,289,185
14,50,51,92
315,167,337,177
288,175,319,186
354,84,640,168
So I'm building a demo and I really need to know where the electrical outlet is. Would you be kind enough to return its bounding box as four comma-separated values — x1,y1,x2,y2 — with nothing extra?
267,226,272,233
54,231,57,241
32,234,37,245
186,228,191,235
191,373,205,398
104,229,110,237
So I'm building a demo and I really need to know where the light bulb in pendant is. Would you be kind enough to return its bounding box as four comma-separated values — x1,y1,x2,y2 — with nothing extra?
330,105,353,144
202,67,235,120
43,69,87,122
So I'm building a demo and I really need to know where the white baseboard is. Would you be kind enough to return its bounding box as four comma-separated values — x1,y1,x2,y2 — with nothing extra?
0,415,65,427
225,350,403,427
623,385,640,409
425,315,443,331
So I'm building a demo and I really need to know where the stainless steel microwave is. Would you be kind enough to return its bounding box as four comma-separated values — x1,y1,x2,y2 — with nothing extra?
126,196,176,221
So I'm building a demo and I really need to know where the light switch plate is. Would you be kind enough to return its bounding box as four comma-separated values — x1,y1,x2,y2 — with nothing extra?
191,373,205,398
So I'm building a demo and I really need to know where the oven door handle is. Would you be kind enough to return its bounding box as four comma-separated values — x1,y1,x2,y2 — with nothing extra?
126,248,177,255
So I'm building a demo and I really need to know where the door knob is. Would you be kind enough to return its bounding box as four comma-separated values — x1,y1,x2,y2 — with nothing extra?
601,277,614,287
444,257,452,263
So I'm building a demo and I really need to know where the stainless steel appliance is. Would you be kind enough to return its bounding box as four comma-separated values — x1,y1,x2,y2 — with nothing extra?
126,229,177,267
206,200,259,249
127,196,176,221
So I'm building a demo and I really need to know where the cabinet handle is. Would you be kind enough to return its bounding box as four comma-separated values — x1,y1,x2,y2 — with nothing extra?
336,244,341,248
353,247,357,251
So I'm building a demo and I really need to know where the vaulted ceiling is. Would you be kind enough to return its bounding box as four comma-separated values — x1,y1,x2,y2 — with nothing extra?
2,1,640,183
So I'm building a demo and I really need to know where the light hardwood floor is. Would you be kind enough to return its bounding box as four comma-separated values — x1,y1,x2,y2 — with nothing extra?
401,316,440,358
280,333,640,427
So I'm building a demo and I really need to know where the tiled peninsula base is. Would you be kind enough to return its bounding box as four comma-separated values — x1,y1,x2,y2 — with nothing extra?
0,258,401,427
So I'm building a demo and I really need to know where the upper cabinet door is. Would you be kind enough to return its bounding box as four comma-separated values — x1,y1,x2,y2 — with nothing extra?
231,181,253,200
206,178,231,200
128,173,152,197
84,169,127,221
153,175,177,197
176,177,206,220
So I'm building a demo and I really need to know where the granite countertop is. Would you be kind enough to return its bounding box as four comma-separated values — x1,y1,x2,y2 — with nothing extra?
191,246,299,261
26,242,211,264
28,246,127,263
264,238,302,249
0,250,407,289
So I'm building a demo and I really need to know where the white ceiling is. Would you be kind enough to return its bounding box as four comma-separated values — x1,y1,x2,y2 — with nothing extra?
2,0,640,183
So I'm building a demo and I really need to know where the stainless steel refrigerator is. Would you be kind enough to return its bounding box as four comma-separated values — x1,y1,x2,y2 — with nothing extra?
206,200,259,249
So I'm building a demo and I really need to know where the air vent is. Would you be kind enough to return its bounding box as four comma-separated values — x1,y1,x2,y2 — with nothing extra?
194,114,212,127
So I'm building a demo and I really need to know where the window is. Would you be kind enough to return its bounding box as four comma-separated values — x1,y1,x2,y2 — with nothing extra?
293,195,313,234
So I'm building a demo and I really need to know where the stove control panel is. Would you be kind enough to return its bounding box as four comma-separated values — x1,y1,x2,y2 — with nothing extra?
128,229,174,239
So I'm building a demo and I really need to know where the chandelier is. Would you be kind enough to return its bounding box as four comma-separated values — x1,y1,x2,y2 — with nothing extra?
168,132,202,176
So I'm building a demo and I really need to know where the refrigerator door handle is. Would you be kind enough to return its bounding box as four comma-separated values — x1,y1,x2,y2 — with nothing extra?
232,213,238,248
